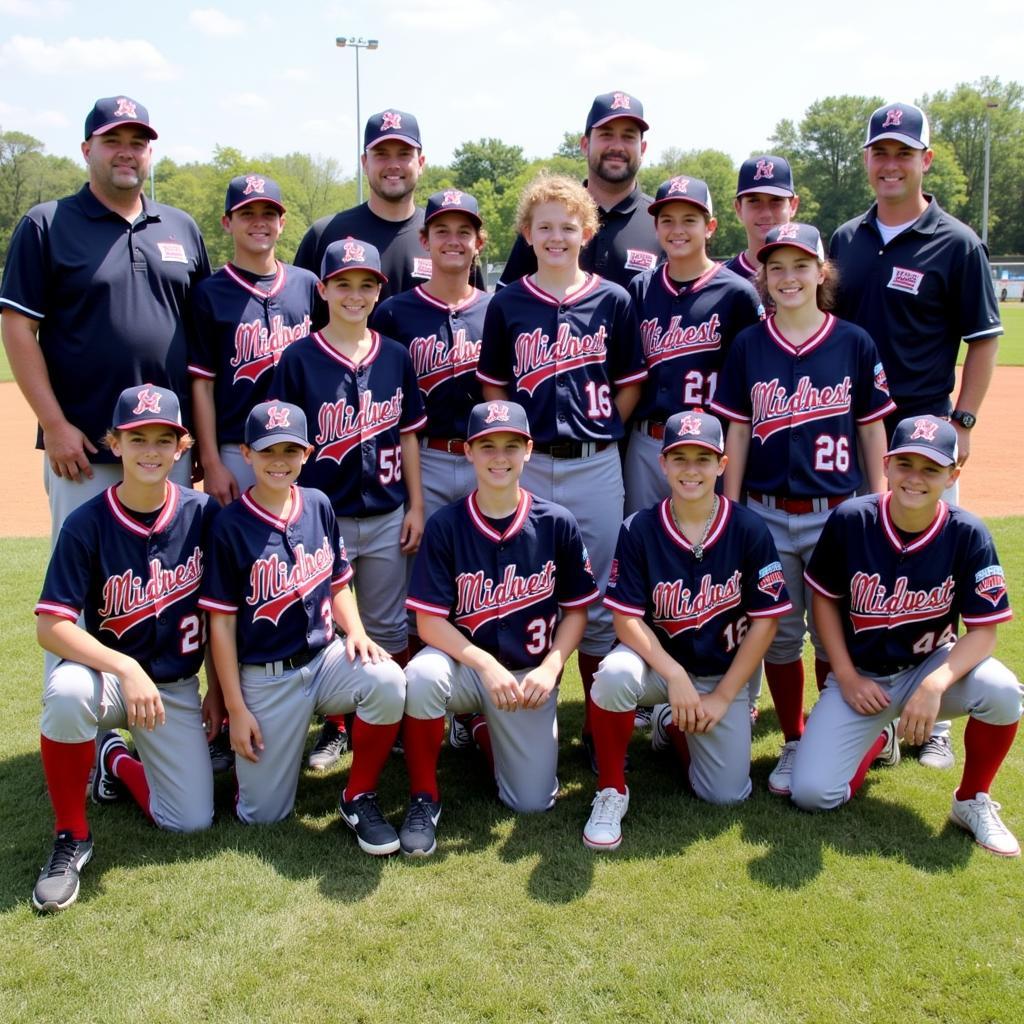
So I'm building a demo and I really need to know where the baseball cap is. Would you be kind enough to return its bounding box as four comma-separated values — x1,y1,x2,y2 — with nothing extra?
245,401,310,451
757,222,825,262
864,102,931,150
84,96,157,141
585,91,649,134
320,238,388,284
112,384,186,435
649,176,713,218
886,415,957,467
424,189,483,228
662,410,725,455
736,155,795,198
364,109,421,151
225,174,286,215
466,401,532,443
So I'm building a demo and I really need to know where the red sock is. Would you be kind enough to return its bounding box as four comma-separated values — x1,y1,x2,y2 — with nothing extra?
764,660,805,741
957,718,1020,800
814,658,832,693
664,721,692,770
40,735,93,840
109,750,153,823
402,715,445,800
848,730,888,798
325,713,348,735
590,705,633,794
578,652,604,738
343,715,401,801
469,715,495,774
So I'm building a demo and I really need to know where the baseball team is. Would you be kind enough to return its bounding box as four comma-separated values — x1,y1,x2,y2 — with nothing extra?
1,90,1019,915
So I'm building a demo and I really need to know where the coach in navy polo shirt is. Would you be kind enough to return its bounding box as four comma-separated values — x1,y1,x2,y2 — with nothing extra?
498,91,663,289
0,95,210,543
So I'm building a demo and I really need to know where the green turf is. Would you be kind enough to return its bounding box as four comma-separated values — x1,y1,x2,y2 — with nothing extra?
1,526,1022,1023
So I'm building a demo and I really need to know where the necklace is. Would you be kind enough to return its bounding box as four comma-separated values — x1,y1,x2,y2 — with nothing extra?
670,495,719,561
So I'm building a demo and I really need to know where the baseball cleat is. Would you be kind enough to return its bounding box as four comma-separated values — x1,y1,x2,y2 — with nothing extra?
91,730,129,804
633,705,653,731
448,714,473,751
307,719,347,771
32,831,94,913
399,793,442,857
208,724,235,774
339,792,400,856
918,733,955,770
768,739,800,796
950,792,1020,857
874,722,901,768
651,703,672,752
583,787,629,851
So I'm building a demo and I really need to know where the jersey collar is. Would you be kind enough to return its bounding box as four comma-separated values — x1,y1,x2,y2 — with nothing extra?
224,261,286,299
466,489,532,543
413,284,484,314
734,251,758,277
241,485,304,531
105,483,179,538
658,261,723,297
657,495,731,555
879,491,949,553
312,330,381,370
862,194,942,238
764,312,836,357
521,273,601,308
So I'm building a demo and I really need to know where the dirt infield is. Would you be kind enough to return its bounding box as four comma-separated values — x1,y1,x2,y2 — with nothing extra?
1,370,1022,537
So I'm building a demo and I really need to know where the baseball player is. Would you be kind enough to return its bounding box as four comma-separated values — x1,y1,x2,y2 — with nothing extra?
584,411,791,850
625,175,763,515
200,401,407,853
711,222,894,796
830,101,1003,769
477,172,647,771
791,415,1021,857
723,156,799,282
399,400,599,855
31,384,218,913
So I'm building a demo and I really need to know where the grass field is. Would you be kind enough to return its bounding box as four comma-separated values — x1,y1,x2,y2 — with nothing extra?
1,525,1022,1024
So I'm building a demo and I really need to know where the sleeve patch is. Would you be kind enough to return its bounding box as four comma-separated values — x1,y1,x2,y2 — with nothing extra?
757,561,786,600
975,565,1007,606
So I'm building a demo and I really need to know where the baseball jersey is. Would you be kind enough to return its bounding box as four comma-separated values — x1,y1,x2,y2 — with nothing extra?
269,331,427,517
829,197,1002,415
0,185,210,461
35,484,218,682
200,486,353,664
711,314,896,497
629,262,763,420
371,285,490,438
805,492,1012,675
722,252,758,282
605,497,792,675
188,262,320,444
476,275,647,443
407,490,599,670
498,185,662,289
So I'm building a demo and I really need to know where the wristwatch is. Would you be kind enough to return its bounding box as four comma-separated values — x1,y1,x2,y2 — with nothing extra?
951,410,977,429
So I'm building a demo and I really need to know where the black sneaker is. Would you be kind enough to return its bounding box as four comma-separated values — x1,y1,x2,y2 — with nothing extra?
307,719,347,771
91,730,129,804
339,792,400,855
32,831,94,913
208,724,235,774
399,794,442,857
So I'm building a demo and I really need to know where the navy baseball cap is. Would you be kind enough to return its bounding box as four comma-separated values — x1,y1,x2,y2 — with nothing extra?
466,401,532,443
757,222,825,262
424,189,483,228
112,384,186,435
245,401,310,451
585,91,649,134
320,238,388,284
662,410,725,455
649,176,713,218
886,415,957,467
364,109,421,151
865,102,930,150
225,174,285,215
84,96,157,140
736,155,795,198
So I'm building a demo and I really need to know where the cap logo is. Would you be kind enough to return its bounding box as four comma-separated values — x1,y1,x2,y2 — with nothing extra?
881,108,903,129
677,414,703,436
484,402,510,424
776,223,800,240
265,405,290,429
753,159,775,181
342,240,365,263
243,175,266,196
910,418,938,441
113,97,137,119
442,190,462,207
610,92,631,111
380,111,402,131
668,176,689,195
132,387,162,415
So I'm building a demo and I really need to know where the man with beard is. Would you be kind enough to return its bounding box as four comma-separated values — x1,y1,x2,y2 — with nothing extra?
497,91,662,289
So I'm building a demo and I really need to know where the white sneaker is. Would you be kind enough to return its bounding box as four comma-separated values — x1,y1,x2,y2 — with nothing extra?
918,733,955,769
874,722,901,768
583,787,629,851
768,740,799,796
650,703,672,752
950,792,1020,857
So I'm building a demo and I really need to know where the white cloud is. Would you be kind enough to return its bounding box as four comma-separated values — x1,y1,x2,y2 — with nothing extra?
0,0,70,16
0,35,178,80
279,67,311,82
220,92,270,113
383,0,512,29
188,8,244,37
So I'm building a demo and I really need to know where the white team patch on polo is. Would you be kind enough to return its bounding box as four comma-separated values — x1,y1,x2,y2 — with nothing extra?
625,249,657,272
412,257,432,279
157,242,188,264
887,266,924,295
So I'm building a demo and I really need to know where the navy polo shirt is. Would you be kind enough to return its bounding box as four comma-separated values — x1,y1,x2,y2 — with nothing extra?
498,184,663,290
829,197,1002,417
0,185,210,462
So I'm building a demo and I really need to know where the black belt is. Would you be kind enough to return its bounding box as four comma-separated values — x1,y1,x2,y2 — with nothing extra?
532,440,612,459
244,646,322,675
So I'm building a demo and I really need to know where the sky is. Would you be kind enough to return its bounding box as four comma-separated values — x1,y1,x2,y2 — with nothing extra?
1,0,1021,176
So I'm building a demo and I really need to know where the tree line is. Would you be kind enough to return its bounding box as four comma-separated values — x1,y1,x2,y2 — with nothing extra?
2,78,1021,274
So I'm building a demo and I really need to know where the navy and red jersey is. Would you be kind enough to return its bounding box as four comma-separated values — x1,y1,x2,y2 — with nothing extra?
476,274,647,443
371,284,489,439
628,262,762,420
199,486,353,665
269,331,427,517
188,261,320,444
711,314,896,498
722,252,759,282
35,484,218,682
604,497,792,676
407,490,599,670
805,492,1012,675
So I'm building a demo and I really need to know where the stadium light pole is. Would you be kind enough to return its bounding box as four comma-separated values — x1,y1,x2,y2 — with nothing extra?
336,36,379,206
981,100,998,247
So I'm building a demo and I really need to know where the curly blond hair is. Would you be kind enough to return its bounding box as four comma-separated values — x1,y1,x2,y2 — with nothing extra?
516,172,599,238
